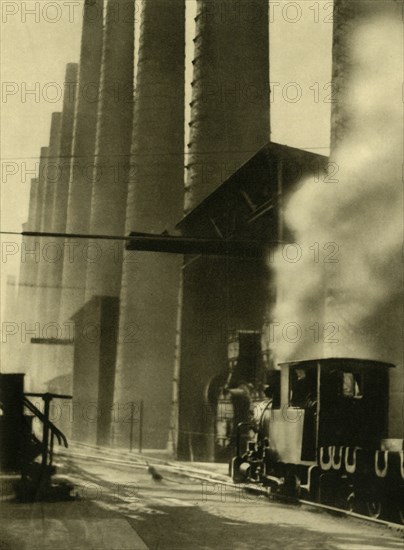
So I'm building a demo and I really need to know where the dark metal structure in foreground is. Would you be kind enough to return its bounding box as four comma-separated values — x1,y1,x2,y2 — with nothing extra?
0,374,72,501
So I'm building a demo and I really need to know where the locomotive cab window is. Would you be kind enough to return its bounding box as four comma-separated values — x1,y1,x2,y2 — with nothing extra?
289,366,317,408
341,372,363,398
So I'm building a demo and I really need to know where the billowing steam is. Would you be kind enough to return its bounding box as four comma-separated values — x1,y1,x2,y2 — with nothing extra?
269,14,403,366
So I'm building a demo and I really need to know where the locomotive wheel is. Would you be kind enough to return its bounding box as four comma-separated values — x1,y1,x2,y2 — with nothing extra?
365,498,382,519
343,491,355,512
283,473,301,498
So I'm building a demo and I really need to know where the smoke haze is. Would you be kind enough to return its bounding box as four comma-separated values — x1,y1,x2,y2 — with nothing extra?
270,14,403,369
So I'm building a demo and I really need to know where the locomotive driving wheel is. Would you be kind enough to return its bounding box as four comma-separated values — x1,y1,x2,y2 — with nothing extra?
343,491,355,512
364,497,382,519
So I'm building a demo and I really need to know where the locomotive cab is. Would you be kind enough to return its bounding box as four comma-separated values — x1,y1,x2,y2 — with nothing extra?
271,358,391,464
231,358,403,522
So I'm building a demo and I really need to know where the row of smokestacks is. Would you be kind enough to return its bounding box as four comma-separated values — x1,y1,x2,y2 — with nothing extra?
19,0,273,447
15,0,403,445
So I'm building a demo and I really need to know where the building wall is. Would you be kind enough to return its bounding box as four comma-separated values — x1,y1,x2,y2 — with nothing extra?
178,255,267,460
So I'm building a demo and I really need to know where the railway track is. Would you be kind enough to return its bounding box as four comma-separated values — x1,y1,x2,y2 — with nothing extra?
57,441,404,535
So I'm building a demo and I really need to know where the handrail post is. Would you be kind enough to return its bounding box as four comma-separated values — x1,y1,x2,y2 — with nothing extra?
41,394,51,467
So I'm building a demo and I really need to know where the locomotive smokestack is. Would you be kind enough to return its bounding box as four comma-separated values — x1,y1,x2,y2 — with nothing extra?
112,0,185,449
84,0,135,301
184,0,270,213
59,0,104,327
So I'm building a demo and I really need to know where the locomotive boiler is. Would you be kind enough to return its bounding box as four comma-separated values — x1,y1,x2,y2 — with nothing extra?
229,357,404,524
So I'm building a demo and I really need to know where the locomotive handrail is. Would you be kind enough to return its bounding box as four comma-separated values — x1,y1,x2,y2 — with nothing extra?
23,397,68,449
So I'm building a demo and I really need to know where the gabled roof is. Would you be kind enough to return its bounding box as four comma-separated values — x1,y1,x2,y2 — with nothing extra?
178,141,328,230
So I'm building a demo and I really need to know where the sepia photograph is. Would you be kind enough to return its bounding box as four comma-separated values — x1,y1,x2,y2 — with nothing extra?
0,0,403,548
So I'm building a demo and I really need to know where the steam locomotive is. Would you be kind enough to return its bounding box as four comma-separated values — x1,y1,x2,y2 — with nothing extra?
227,355,404,524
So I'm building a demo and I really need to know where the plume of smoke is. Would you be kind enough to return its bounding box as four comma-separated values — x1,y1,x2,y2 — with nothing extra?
269,15,403,366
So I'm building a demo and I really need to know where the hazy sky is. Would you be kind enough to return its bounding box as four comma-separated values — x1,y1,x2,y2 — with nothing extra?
1,0,333,305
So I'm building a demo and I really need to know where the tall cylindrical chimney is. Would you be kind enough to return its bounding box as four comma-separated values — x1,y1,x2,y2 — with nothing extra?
184,0,270,213
113,0,185,449
32,147,49,232
18,146,48,301
18,177,39,290
26,114,61,390
35,112,62,311
51,63,79,237
59,0,104,327
42,63,78,323
85,0,135,301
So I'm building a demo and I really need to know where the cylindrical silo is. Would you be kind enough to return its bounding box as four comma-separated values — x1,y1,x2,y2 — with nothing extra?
112,0,185,449
59,0,104,329
85,0,135,301
184,0,270,213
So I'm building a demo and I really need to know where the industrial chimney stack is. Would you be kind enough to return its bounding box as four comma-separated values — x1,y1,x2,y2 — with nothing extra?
85,0,135,301
185,0,270,213
59,0,104,331
112,0,185,449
